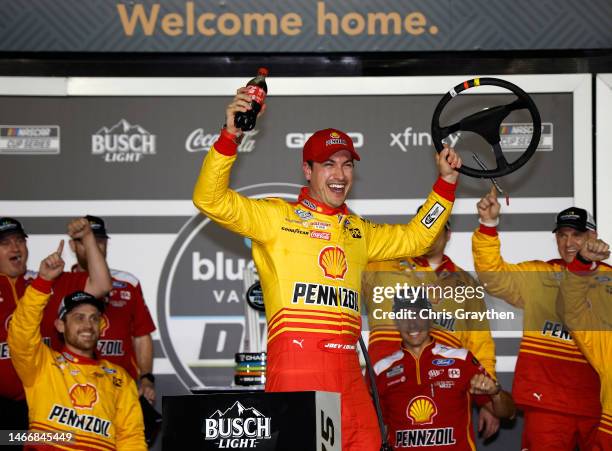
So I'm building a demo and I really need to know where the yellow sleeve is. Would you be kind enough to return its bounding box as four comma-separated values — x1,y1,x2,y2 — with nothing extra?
472,228,547,309
114,372,147,450
7,282,52,387
192,145,281,244
365,187,453,262
459,272,497,378
556,269,609,369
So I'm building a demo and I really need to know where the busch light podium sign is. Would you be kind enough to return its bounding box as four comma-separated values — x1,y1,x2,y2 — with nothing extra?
162,391,341,450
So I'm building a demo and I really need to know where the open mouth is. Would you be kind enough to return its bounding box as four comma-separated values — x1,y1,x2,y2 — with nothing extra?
9,255,22,264
327,183,345,194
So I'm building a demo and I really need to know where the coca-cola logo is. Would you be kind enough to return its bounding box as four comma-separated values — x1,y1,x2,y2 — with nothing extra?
185,129,258,153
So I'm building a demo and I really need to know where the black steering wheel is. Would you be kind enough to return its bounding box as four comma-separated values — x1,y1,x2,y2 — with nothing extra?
431,77,541,178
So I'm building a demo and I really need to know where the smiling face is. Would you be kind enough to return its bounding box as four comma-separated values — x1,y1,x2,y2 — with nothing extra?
0,233,28,278
555,227,596,263
303,150,354,209
396,311,432,350
55,304,101,357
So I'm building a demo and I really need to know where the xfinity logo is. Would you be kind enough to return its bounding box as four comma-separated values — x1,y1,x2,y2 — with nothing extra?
390,127,460,152
186,129,258,153
91,119,156,163
286,132,364,148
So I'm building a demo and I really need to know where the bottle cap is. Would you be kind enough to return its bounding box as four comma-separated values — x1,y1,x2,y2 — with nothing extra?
257,67,269,77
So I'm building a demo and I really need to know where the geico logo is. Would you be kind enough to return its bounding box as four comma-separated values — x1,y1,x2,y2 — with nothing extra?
204,417,271,439
91,134,156,154
97,340,125,356
286,132,364,148
291,282,359,312
0,341,9,359
192,251,255,281
186,129,258,153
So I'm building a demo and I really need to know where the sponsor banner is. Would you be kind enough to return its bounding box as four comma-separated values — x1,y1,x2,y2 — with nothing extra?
0,1,610,52
0,92,573,200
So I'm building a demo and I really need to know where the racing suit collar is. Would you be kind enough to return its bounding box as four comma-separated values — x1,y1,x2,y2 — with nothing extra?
401,337,436,360
298,187,349,216
412,255,457,273
61,346,99,365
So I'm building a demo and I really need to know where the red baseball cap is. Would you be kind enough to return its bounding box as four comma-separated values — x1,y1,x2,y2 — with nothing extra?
302,128,360,163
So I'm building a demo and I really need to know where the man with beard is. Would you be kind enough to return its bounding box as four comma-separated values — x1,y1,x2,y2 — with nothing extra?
8,242,146,450
0,217,111,438
57,215,156,405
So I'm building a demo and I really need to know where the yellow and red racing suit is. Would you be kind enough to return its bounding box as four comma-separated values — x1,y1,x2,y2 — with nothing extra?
557,259,612,450
192,133,455,451
363,256,496,376
7,278,146,451
472,224,600,450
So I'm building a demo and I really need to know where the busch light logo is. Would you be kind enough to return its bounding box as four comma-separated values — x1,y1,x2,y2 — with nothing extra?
157,184,298,389
203,401,271,449
186,129,258,153
91,119,156,163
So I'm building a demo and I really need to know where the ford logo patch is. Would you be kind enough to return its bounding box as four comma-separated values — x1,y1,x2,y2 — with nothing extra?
432,359,455,366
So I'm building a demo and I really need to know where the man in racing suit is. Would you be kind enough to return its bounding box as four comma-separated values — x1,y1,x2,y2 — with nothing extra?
8,242,146,450
363,218,500,439
374,295,515,450
55,215,157,405
473,187,601,450
556,238,612,450
192,88,462,450
0,217,111,439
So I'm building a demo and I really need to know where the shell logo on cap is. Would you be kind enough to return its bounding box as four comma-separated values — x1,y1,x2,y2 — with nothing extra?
69,383,99,409
318,246,348,280
330,131,340,138
99,314,110,337
407,396,438,425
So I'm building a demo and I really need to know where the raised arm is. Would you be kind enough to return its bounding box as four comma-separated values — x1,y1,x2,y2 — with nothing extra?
192,88,279,243
69,218,112,298
366,146,460,261
8,242,65,386
472,187,542,308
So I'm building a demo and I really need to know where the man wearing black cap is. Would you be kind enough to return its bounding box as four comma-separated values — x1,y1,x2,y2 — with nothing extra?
192,88,462,450
0,217,112,438
63,215,157,406
0,217,35,438
8,243,146,449
473,186,601,450
374,295,514,450
364,210,500,440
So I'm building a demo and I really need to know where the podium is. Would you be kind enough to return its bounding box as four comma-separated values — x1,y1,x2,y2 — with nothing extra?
162,391,341,450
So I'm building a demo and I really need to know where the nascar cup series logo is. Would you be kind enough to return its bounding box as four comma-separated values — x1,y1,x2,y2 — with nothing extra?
203,401,272,449
91,119,156,163
157,184,299,389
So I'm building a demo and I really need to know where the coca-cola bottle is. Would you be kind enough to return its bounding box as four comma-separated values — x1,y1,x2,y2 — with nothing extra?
234,67,268,132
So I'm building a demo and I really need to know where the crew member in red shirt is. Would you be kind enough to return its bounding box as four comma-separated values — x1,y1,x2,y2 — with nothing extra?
375,295,515,450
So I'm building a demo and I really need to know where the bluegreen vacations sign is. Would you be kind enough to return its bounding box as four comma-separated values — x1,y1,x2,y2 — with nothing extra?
1,0,611,52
